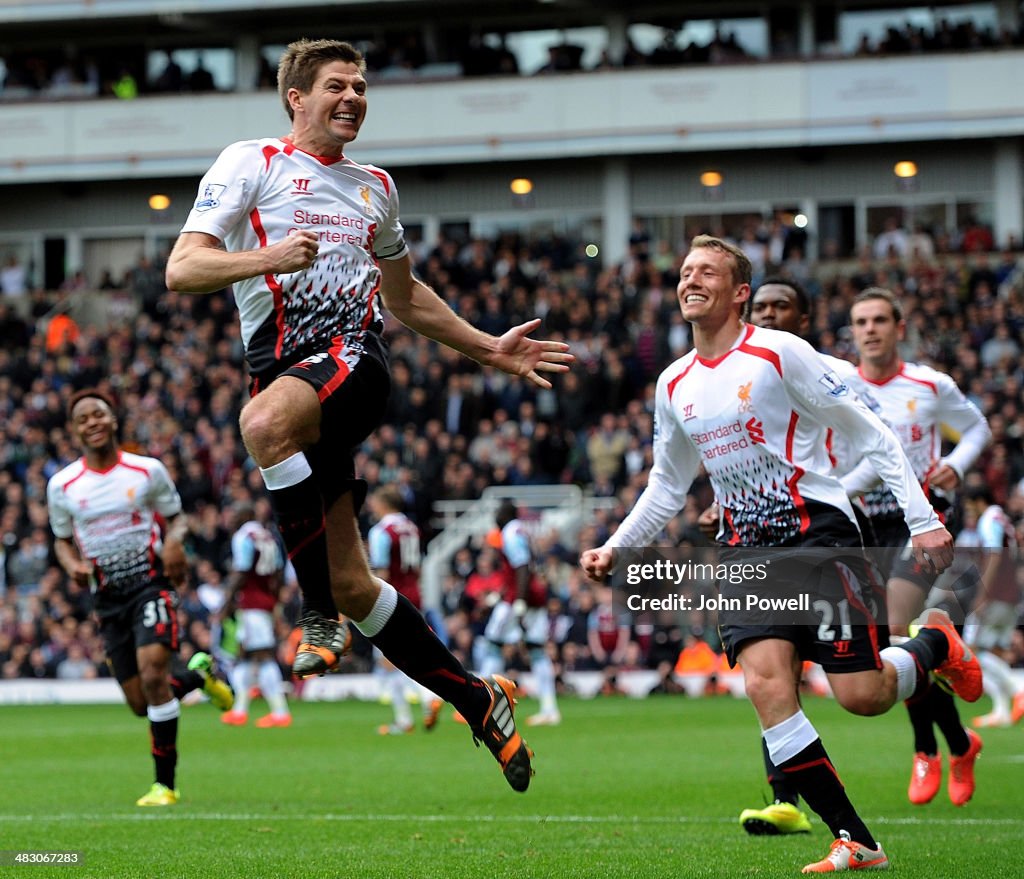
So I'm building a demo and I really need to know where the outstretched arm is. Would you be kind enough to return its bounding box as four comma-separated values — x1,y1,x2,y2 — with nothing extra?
379,255,573,388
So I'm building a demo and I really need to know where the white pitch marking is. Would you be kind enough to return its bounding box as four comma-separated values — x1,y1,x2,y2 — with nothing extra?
0,813,1020,827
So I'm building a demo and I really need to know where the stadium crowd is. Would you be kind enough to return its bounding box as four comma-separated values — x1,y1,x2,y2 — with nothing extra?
3,13,1024,101
1,217,1023,691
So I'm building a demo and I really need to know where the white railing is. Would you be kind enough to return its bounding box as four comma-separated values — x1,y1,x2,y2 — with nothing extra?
422,485,592,609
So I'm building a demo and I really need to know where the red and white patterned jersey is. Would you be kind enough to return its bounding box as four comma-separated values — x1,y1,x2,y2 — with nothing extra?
606,324,939,549
231,520,283,612
47,451,182,599
368,511,422,609
843,362,990,519
180,138,409,377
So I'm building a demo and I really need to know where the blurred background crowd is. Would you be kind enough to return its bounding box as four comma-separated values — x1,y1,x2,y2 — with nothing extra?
4,11,1024,101
1,215,1023,691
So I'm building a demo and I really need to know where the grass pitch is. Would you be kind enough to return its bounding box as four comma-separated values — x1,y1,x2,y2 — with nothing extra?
1,693,1020,878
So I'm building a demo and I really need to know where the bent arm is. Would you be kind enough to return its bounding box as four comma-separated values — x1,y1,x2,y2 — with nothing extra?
938,382,991,480
166,232,266,293
166,230,320,294
54,536,92,586
783,341,940,535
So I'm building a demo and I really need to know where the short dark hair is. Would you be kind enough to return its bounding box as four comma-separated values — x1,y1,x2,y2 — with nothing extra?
747,276,810,320
687,235,753,287
66,387,116,421
496,500,518,528
278,39,366,120
852,287,903,322
965,484,994,505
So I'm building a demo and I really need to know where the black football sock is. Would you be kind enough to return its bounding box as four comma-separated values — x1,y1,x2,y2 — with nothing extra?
897,628,949,698
930,684,970,755
268,478,337,619
169,656,203,699
762,738,799,806
779,739,875,848
905,681,939,755
369,593,490,723
148,700,180,789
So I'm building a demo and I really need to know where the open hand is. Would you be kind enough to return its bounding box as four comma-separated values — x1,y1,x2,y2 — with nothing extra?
489,319,574,388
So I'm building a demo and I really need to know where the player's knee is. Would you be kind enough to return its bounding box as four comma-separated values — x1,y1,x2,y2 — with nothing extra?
138,668,169,702
239,398,285,453
742,669,792,709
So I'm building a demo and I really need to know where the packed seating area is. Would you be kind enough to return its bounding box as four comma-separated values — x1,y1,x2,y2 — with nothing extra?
1,223,1022,686
3,9,1023,100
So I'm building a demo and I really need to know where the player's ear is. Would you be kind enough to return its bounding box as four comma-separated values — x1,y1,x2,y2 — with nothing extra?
734,283,751,310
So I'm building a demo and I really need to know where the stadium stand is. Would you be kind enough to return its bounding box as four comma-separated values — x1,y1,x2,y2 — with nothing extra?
1,228,1023,685
0,0,1022,691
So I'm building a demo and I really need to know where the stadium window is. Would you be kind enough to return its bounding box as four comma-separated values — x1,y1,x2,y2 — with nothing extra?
503,27,607,73
627,17,768,61
145,49,235,92
818,204,856,259
837,3,999,55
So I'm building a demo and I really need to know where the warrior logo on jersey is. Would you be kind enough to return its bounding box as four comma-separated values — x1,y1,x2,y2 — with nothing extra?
291,178,314,196
818,371,849,398
745,417,766,445
195,183,227,211
737,382,754,413
682,402,696,421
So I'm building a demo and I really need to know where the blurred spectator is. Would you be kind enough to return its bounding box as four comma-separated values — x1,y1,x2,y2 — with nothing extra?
1,256,27,297
873,216,909,260
586,413,629,485
151,51,183,92
962,217,996,253
56,641,97,679
111,68,138,99
187,55,216,92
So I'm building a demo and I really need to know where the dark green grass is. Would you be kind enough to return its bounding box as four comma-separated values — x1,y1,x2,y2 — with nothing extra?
1,694,1020,878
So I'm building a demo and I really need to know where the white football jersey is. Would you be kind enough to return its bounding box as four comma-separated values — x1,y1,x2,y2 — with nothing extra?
844,361,989,519
606,324,938,548
181,138,408,376
47,452,182,598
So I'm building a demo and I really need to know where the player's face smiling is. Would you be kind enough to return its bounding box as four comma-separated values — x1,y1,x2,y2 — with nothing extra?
677,248,743,325
851,299,902,365
293,61,367,154
70,398,117,453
